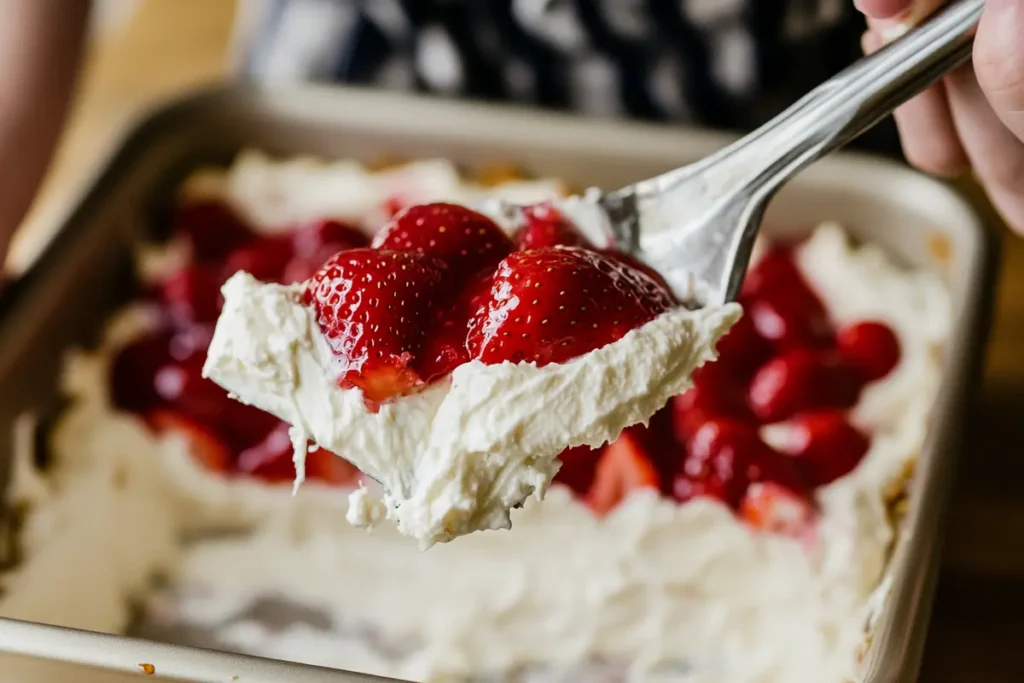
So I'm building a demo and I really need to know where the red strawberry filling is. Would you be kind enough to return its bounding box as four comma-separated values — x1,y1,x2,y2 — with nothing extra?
113,189,901,539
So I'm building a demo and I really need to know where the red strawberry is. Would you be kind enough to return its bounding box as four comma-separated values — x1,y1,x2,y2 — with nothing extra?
836,321,901,382
513,203,591,250
747,350,862,423
235,421,296,483
159,265,224,328
110,331,175,412
306,446,360,485
713,305,772,378
467,247,674,366
292,218,368,257
673,418,806,508
302,248,451,404
740,481,816,538
586,430,661,515
224,234,295,283
173,199,254,262
741,246,804,300
416,270,494,382
778,410,871,487
372,203,514,281
748,292,833,351
599,249,674,296
147,409,232,473
552,445,602,495
670,363,752,442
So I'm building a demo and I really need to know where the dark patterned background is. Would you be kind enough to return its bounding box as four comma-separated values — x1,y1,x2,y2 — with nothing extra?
241,0,900,155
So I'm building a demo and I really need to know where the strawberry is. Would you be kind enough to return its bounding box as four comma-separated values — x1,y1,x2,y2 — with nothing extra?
292,218,368,257
467,247,674,366
673,418,806,509
586,430,661,515
739,481,816,538
513,203,591,250
224,234,295,283
306,446,360,486
416,270,494,382
159,265,224,328
671,363,753,442
372,203,514,281
836,321,901,382
552,445,603,495
147,409,232,473
110,331,175,412
302,248,451,404
747,349,862,423
172,199,254,262
599,249,674,296
779,410,871,487
714,304,772,378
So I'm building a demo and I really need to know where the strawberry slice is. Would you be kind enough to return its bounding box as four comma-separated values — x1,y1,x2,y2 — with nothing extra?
292,218,368,257
467,247,674,367
513,203,591,250
373,203,514,281
159,265,224,328
836,320,901,382
740,481,817,538
779,410,871,487
302,248,451,404
147,409,232,473
586,430,661,515
224,234,295,283
552,445,603,495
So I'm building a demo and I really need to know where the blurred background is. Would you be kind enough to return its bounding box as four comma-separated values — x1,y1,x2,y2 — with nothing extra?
12,1,1024,679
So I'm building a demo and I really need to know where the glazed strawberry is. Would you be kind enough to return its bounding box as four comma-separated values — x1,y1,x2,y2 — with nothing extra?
552,445,602,495
748,293,833,351
467,247,674,366
739,481,816,538
306,446,360,485
747,350,862,423
373,203,514,281
741,246,804,300
513,203,591,250
302,248,451,404
110,331,175,412
224,234,295,283
778,411,871,487
147,409,232,473
235,421,296,482
416,270,494,382
173,199,254,262
599,249,674,296
159,265,224,327
673,418,806,508
836,321,901,382
292,218,368,257
713,306,772,378
586,430,661,515
671,363,751,442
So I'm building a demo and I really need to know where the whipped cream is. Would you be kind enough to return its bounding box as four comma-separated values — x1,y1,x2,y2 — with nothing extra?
204,271,739,547
0,152,952,683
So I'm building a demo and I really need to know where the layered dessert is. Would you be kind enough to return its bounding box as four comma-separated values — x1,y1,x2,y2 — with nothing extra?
0,151,951,683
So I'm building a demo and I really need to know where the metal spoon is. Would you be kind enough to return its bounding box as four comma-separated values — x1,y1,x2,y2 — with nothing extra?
590,0,983,305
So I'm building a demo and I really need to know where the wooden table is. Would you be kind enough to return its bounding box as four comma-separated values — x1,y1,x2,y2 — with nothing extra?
20,1,1024,680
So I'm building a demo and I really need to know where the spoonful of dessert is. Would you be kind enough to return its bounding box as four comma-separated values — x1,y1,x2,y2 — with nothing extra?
203,0,979,549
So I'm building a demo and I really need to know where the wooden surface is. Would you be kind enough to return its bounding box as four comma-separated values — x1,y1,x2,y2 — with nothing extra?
19,1,1024,680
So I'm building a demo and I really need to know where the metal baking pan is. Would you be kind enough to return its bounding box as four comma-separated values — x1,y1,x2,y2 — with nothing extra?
0,85,998,683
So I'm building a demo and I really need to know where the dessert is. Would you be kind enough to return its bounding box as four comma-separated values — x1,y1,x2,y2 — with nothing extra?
203,195,739,546
0,151,951,683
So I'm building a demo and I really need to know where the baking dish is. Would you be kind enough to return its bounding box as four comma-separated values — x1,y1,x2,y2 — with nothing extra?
0,85,997,683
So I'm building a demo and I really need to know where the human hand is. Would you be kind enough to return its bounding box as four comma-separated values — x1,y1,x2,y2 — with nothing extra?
856,0,1024,234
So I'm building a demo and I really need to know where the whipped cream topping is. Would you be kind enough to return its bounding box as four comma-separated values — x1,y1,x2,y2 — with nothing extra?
204,271,739,547
0,153,952,683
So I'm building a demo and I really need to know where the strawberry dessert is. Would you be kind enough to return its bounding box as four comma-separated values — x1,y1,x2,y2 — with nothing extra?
203,194,739,547
0,152,951,683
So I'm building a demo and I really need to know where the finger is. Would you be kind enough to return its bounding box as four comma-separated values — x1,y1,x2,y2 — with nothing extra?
854,0,913,20
973,0,1024,143
862,29,968,176
945,65,1024,234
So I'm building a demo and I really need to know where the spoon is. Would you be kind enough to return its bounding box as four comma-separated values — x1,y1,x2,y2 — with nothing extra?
584,0,982,305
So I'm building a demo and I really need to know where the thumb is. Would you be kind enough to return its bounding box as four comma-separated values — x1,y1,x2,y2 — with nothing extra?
974,0,1024,144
